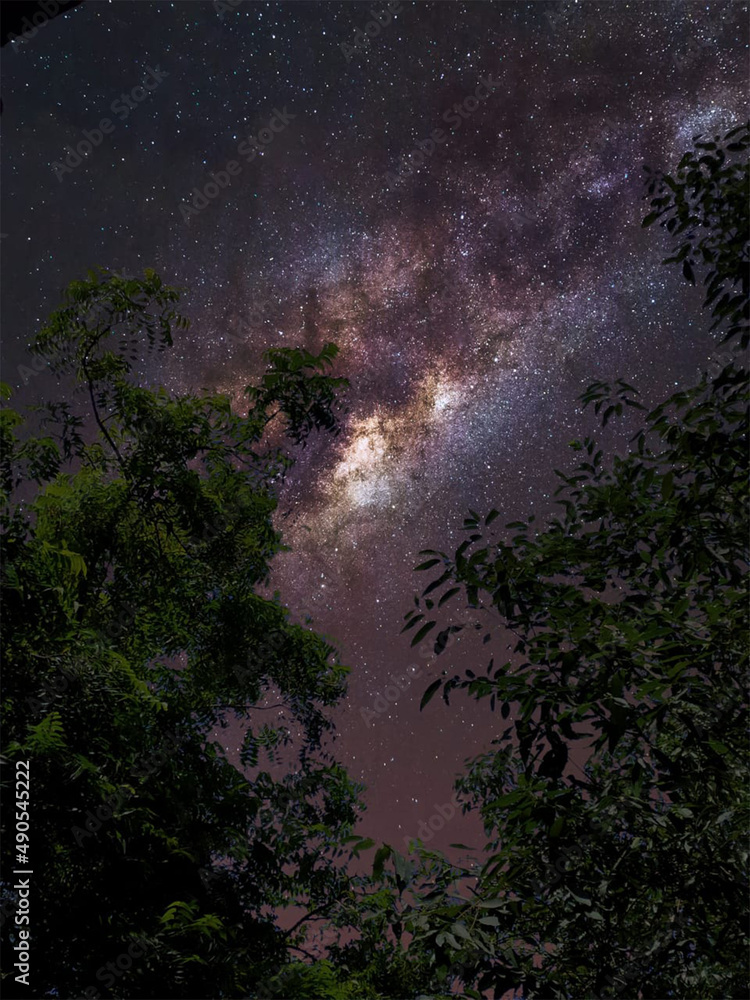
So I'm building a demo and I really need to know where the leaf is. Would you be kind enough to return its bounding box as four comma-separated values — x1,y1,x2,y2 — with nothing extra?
550,816,565,838
393,850,414,886
568,891,592,906
415,558,441,571
422,570,451,596
352,837,375,855
26,711,66,753
411,620,436,646
438,586,461,607
401,613,425,633
435,625,462,654
420,679,442,710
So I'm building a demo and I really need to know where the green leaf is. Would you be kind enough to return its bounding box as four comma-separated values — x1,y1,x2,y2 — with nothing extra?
550,816,565,838
401,613,425,633
352,837,375,855
411,620,436,646
415,558,441,571
373,844,392,878
438,586,461,607
420,679,442,710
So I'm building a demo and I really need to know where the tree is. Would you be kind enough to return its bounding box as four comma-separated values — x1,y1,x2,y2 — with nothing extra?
316,841,477,999
643,120,748,348
401,123,749,997
0,268,369,998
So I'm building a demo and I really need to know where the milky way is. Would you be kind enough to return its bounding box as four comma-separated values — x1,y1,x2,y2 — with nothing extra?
3,0,748,850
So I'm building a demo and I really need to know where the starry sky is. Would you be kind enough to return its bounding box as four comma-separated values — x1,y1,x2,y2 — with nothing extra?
2,0,748,854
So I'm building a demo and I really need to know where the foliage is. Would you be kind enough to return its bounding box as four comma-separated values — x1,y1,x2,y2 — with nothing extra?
401,128,750,997
643,120,749,348
0,268,362,999
319,843,477,1000
260,959,381,999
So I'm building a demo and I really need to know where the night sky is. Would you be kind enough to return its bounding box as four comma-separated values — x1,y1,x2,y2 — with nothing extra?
3,0,748,854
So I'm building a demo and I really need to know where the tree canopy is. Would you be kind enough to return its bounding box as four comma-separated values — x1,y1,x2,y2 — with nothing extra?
398,122,749,998
0,269,372,998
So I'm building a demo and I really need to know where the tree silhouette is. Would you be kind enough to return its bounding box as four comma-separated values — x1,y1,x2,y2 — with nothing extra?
401,124,749,998
1,269,365,998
